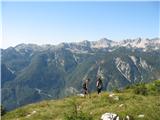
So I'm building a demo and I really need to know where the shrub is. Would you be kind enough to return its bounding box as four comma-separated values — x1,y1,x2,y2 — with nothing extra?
64,111,93,120
1,105,6,116
154,80,160,92
64,99,93,120
125,85,131,89
125,84,136,90
113,87,122,93
133,83,148,95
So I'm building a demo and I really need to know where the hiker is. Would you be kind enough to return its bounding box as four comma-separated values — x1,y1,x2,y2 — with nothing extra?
96,77,103,94
82,78,90,95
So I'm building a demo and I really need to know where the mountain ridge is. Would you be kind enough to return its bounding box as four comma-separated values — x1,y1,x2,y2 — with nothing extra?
2,37,160,51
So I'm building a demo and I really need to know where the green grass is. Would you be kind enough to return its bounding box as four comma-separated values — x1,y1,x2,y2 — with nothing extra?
2,80,160,120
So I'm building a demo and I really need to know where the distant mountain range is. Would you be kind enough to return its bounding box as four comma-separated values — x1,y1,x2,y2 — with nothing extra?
1,37,160,111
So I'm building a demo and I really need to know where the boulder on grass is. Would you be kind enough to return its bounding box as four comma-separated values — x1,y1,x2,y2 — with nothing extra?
101,113,119,120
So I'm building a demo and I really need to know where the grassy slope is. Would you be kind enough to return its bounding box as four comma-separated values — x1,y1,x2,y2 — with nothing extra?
2,81,160,120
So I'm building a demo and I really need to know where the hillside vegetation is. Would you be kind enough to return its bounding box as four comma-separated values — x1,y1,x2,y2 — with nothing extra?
2,80,160,120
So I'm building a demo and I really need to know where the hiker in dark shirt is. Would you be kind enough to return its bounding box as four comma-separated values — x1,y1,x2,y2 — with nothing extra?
96,77,103,94
82,78,90,95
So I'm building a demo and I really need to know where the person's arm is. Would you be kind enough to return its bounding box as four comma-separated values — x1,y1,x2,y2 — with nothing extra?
86,82,89,88
96,81,99,87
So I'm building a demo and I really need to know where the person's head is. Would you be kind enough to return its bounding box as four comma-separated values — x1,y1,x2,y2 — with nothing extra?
97,76,101,80
86,78,90,83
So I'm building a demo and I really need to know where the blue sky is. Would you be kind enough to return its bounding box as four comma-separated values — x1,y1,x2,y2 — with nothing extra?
1,1,159,48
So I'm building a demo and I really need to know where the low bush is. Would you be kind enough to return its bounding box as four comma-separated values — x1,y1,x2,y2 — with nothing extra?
64,99,93,120
154,80,160,92
133,83,148,95
1,105,6,116
64,111,93,120
113,87,122,93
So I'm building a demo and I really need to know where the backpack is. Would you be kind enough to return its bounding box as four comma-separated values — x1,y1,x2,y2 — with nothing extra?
83,82,86,89
97,79,103,89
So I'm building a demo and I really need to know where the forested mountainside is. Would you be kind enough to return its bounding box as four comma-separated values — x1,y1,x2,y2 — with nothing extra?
1,38,160,110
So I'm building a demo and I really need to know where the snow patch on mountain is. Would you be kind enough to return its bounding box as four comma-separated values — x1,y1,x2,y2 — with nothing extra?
119,38,146,48
119,38,160,50
35,88,53,98
140,58,152,70
90,38,117,48
72,54,79,63
130,56,137,65
15,44,41,51
7,67,15,74
66,48,89,54
59,59,65,66
6,38,160,56
115,57,131,82
129,56,141,72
